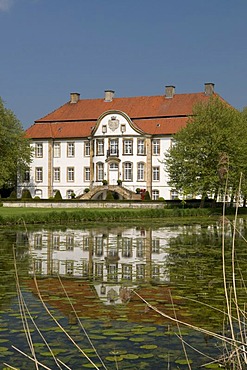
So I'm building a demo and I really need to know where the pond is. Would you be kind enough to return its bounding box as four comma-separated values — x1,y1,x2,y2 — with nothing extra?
0,218,247,369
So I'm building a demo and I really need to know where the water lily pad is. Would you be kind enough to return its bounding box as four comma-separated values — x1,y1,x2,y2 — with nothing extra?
140,344,158,350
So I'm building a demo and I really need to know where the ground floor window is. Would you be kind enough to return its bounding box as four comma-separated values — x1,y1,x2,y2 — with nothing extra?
152,189,159,200
123,162,133,181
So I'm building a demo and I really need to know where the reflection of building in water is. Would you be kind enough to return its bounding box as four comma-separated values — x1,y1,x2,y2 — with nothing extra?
25,226,181,287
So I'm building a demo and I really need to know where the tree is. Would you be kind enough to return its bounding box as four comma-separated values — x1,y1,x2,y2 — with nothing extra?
164,97,247,204
0,98,31,190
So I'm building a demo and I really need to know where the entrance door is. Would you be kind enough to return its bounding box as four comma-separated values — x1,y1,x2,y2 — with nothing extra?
108,162,119,185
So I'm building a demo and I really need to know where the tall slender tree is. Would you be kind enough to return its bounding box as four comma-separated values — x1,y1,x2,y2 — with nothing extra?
0,98,31,191
164,97,247,204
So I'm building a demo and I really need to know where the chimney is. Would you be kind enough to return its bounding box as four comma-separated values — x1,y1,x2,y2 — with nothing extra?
70,92,80,104
165,85,175,98
104,90,115,102
204,83,215,96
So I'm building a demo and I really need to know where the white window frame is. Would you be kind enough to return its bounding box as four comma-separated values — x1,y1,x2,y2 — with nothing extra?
53,167,60,182
35,167,43,182
123,139,133,155
96,139,104,156
152,166,160,181
67,142,75,157
84,141,90,157
137,162,145,181
97,162,104,181
152,189,159,200
53,142,61,158
137,139,145,155
84,167,90,182
152,139,160,155
35,143,43,158
123,162,133,181
67,167,74,182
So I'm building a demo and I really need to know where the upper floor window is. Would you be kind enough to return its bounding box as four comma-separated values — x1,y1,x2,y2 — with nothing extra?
137,162,145,181
152,166,160,181
53,167,60,182
96,139,104,156
137,139,145,155
35,167,43,182
67,167,74,182
84,167,90,181
123,139,133,155
67,142,75,157
152,139,160,155
84,141,90,157
23,170,30,182
53,142,61,158
109,139,118,156
123,162,133,181
35,143,43,158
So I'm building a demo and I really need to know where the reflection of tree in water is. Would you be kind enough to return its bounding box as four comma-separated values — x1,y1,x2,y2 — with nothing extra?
0,231,30,309
166,223,247,329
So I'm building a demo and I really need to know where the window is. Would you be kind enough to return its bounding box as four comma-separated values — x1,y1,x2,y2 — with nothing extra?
54,142,61,158
136,239,145,258
83,236,89,251
109,139,118,156
97,162,104,181
152,239,160,254
34,234,42,250
95,263,103,279
53,235,60,250
34,259,42,274
152,189,159,200
35,167,43,182
152,265,160,281
67,167,74,182
52,260,59,274
96,139,104,155
137,162,145,181
152,139,160,155
66,235,74,250
122,238,132,257
35,143,43,158
137,139,145,155
84,167,90,181
171,190,178,200
123,162,133,181
66,261,74,276
53,167,60,182
136,264,145,280
123,139,133,155
107,264,118,281
23,170,30,182
67,142,75,157
95,237,103,256
84,141,90,156
152,166,160,181
122,265,132,280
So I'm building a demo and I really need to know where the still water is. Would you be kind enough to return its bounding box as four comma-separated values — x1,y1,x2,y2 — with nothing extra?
0,220,247,369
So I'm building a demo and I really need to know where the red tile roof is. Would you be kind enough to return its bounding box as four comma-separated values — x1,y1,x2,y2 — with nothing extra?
26,91,219,138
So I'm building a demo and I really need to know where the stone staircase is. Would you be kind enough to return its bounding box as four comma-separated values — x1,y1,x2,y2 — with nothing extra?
77,185,141,200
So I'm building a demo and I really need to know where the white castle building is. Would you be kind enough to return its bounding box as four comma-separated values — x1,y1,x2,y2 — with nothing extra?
19,83,218,200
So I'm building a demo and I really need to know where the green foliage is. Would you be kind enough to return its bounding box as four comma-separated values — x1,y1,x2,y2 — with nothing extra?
21,189,32,199
144,191,151,201
54,190,62,200
106,191,114,200
0,98,31,189
9,190,17,199
164,97,247,199
136,188,141,194
84,188,90,193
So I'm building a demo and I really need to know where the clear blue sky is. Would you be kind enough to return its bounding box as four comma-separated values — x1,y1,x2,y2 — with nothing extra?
1,0,247,129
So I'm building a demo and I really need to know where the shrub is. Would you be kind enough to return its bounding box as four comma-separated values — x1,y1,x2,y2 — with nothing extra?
9,190,17,199
106,191,114,200
102,180,108,185
34,196,40,200
136,188,141,194
144,191,151,201
84,188,90,193
21,189,32,200
54,190,62,200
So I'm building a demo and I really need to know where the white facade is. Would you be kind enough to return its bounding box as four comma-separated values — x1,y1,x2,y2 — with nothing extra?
20,111,172,200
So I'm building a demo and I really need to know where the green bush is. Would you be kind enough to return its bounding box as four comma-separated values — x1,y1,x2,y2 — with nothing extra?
144,191,151,201
84,188,90,193
9,190,17,199
106,191,114,200
21,189,32,200
54,190,62,200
